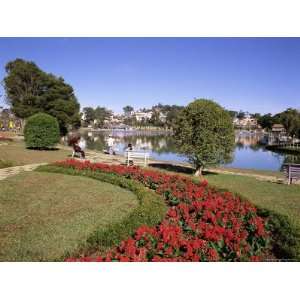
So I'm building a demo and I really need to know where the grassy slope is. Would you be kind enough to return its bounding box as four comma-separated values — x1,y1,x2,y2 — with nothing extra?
205,173,300,228
0,141,70,166
0,171,138,261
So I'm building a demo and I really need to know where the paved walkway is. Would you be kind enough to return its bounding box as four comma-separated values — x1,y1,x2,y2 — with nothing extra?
0,163,47,181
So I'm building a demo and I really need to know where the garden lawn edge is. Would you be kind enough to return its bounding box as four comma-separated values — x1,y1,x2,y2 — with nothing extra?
36,165,167,260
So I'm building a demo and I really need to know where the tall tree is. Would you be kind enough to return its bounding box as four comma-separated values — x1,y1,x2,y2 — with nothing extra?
123,105,134,117
277,108,300,137
257,113,274,130
165,105,184,128
149,110,163,127
237,110,246,119
82,107,96,125
94,106,112,128
227,110,238,119
3,58,80,135
173,99,235,176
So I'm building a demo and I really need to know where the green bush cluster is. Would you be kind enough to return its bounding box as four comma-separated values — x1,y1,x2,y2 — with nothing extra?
24,113,60,149
36,165,167,259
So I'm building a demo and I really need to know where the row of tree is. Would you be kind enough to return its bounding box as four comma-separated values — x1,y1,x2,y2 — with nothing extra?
122,104,184,128
258,109,300,137
82,106,112,128
227,108,300,138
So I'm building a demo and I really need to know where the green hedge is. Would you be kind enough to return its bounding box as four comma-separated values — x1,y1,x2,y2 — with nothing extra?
36,165,167,260
24,113,60,149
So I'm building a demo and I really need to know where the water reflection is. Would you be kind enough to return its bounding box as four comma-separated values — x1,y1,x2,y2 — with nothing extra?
80,130,300,171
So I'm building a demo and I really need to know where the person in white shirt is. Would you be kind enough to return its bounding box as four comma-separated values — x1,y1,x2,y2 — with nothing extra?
78,137,86,151
107,135,115,155
70,136,85,159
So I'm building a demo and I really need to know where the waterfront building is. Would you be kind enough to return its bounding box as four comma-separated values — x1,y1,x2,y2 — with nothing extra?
134,110,153,122
233,114,258,128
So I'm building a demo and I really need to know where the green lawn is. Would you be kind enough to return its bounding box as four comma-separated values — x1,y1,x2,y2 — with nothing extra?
205,173,300,229
0,171,139,261
0,140,71,166
211,166,283,178
0,159,13,169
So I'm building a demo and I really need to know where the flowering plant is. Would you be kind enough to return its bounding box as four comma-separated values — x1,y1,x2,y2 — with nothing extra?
54,159,269,262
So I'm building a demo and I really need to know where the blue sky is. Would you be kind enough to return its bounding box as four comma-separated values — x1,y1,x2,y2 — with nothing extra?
0,37,299,114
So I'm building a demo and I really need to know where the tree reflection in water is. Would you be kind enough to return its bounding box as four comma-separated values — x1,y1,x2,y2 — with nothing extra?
80,130,300,171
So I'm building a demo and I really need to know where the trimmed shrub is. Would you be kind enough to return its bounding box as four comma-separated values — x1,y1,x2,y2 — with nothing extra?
24,113,60,149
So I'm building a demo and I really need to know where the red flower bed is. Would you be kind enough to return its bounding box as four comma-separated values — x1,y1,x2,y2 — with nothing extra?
55,159,269,262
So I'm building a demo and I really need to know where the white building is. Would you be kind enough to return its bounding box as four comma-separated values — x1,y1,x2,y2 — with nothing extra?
233,114,258,128
134,111,153,122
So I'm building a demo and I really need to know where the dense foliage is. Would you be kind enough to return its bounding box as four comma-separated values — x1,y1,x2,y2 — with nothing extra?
24,113,60,149
4,58,80,135
50,159,270,262
82,106,112,127
173,99,235,175
122,103,184,128
257,109,300,138
123,105,134,116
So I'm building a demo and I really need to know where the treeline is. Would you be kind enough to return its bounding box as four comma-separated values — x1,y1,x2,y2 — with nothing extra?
228,109,300,138
123,103,184,128
82,106,112,128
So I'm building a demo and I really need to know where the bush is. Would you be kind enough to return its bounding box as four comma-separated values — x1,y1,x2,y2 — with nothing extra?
24,113,60,149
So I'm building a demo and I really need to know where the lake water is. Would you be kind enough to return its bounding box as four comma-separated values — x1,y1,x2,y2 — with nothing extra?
82,130,300,171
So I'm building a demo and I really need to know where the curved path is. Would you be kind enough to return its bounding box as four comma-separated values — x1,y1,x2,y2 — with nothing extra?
0,163,46,181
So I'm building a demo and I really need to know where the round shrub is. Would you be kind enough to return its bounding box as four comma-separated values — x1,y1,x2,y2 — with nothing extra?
24,113,60,149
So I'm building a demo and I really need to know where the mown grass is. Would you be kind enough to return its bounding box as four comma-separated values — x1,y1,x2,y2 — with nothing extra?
0,140,71,166
0,159,13,169
211,166,283,178
0,171,140,261
37,165,167,259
